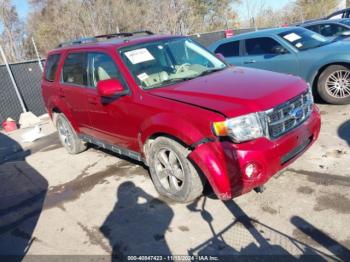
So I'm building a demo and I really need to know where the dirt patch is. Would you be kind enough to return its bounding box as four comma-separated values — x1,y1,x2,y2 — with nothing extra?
261,205,277,215
297,186,314,195
287,169,350,187
178,225,189,232
314,193,350,214
44,162,145,210
322,149,348,159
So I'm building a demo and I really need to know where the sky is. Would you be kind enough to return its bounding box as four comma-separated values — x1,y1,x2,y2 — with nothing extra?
13,0,29,20
11,0,291,22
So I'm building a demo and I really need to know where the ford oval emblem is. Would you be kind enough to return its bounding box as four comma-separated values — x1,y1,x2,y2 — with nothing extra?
290,108,303,119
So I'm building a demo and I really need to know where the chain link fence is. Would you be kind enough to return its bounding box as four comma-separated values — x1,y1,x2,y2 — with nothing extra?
0,60,46,123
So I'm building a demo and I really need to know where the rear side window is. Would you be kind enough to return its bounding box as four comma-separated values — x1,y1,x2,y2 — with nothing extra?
245,37,283,55
214,41,240,57
45,54,60,81
62,53,87,86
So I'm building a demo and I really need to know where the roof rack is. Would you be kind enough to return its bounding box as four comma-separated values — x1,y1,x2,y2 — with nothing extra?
57,31,154,48
57,37,97,48
95,30,154,39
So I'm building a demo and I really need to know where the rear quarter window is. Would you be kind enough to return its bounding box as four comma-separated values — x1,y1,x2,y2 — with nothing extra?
45,54,61,81
214,41,239,57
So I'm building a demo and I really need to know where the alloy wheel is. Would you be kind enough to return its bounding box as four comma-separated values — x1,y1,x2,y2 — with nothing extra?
57,118,73,151
154,148,185,193
325,70,350,99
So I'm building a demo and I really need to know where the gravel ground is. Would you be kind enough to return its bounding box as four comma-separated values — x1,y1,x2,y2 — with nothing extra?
0,103,349,261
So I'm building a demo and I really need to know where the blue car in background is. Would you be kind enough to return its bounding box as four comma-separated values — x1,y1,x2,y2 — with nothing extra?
209,27,350,104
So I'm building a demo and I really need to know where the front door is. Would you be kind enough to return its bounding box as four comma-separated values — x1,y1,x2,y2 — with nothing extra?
242,37,300,77
85,52,137,150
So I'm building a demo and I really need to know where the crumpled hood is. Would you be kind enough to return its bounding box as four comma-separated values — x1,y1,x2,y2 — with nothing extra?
148,67,307,118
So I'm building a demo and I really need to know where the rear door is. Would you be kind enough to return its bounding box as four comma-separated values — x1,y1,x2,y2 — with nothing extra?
59,52,90,133
241,36,300,76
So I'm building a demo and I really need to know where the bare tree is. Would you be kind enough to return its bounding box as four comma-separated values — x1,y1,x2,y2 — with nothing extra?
0,0,25,62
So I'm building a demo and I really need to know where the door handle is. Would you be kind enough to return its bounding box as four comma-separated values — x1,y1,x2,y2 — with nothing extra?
244,59,256,64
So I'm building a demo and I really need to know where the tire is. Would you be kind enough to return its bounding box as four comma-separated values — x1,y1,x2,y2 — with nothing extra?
317,65,350,105
148,137,204,202
55,113,86,154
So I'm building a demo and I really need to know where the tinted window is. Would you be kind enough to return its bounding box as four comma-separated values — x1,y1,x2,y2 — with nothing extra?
245,37,283,55
305,25,320,33
214,41,239,57
87,53,120,88
45,54,60,81
62,53,87,86
319,24,347,37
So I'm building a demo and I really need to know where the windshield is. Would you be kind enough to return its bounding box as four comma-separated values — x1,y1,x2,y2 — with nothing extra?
119,37,226,89
278,28,330,51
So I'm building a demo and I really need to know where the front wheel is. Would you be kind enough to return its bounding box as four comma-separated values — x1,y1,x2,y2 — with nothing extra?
148,137,204,202
317,65,350,105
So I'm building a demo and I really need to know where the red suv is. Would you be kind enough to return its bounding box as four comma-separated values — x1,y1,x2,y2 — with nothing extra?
42,31,321,202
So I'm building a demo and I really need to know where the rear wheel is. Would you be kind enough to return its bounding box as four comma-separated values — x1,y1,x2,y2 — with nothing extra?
148,137,204,202
55,113,86,154
317,65,350,104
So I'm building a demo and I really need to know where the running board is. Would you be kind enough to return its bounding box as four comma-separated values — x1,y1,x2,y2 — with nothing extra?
79,134,143,162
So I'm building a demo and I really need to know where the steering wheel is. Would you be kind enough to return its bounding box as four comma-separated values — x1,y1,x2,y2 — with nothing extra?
175,63,191,74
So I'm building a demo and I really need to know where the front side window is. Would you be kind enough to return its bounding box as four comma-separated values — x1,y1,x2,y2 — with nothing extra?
62,53,87,86
245,37,284,55
119,37,226,89
278,28,330,51
319,24,347,37
45,54,60,81
87,53,121,88
215,41,240,57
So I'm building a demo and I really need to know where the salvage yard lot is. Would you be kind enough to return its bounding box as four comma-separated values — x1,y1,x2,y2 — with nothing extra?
0,103,349,260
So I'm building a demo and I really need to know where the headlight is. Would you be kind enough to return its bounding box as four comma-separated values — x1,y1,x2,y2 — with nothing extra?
212,112,264,143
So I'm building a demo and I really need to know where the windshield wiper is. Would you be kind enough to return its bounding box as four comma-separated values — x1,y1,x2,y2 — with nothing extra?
196,67,225,77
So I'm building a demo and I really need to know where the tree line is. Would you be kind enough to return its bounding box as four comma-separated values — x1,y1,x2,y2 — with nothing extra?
0,0,341,63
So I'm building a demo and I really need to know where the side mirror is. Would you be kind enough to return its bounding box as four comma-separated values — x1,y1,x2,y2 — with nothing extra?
97,79,124,97
215,53,226,62
271,45,288,55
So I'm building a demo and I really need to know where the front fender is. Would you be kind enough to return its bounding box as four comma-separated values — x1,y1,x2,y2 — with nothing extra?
306,56,350,86
139,112,209,149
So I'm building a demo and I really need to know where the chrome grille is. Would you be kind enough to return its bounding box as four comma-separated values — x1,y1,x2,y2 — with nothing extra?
266,91,313,139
